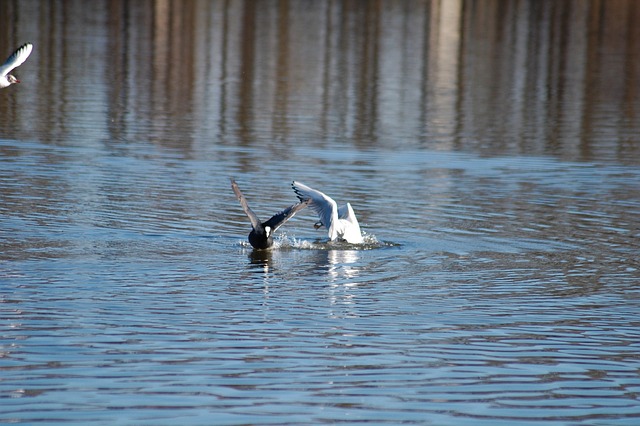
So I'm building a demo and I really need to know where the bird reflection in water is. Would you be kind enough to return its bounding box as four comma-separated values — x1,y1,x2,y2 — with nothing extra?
244,243,362,283
249,248,272,270
326,249,361,319
326,249,360,282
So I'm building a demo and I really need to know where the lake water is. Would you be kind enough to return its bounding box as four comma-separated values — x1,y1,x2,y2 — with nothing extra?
1,1,640,425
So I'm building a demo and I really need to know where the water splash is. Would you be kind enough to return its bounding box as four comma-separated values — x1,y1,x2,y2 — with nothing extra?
270,232,393,251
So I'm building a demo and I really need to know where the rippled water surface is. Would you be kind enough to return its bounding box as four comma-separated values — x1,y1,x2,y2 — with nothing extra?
2,1,640,425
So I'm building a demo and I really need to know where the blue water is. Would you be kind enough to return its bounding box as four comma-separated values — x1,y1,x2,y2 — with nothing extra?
1,1,640,425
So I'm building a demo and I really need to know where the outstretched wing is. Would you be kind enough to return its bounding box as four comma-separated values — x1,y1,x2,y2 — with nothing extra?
0,43,33,77
263,199,310,232
230,178,262,231
292,181,339,240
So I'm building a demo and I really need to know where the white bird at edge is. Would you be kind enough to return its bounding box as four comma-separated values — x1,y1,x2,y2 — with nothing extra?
0,42,33,89
291,181,364,244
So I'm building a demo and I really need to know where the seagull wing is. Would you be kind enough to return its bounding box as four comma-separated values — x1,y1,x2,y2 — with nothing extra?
0,43,33,77
292,181,339,240
337,204,350,220
230,179,262,231
338,203,360,226
339,203,363,243
263,199,309,232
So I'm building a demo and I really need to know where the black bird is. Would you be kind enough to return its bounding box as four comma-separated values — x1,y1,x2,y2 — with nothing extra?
231,179,309,250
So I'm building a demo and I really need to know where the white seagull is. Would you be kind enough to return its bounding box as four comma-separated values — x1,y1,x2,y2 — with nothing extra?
292,181,364,244
0,42,33,89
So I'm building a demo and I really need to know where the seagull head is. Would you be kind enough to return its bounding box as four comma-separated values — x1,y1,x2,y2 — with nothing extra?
7,75,19,84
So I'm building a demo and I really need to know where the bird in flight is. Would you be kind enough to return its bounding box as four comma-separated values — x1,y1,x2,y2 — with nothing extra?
0,42,33,89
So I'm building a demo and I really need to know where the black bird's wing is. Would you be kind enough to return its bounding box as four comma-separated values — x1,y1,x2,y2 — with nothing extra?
231,179,262,231
263,199,310,233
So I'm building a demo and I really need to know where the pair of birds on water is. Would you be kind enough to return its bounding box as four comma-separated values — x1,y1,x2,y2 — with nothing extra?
2,44,362,249
0,43,33,89
232,179,364,250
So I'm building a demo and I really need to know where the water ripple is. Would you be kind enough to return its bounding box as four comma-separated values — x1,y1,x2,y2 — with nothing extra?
2,2,640,421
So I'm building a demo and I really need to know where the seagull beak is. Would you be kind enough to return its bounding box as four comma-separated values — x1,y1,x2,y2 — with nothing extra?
14,79,20,84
